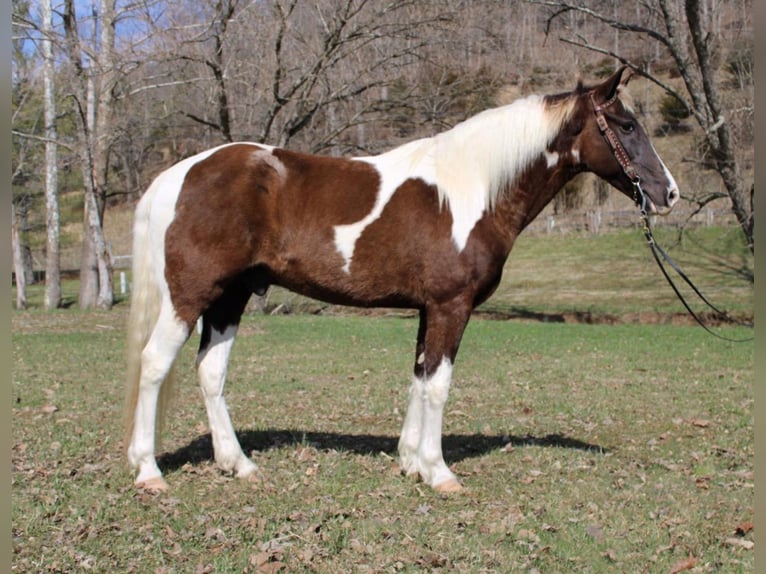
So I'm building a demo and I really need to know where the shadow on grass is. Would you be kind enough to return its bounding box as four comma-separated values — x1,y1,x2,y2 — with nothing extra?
158,429,607,473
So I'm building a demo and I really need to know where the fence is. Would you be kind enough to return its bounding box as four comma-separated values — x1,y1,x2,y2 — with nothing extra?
523,206,735,236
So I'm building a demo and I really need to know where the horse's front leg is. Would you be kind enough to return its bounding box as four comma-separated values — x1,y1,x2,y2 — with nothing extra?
398,301,471,492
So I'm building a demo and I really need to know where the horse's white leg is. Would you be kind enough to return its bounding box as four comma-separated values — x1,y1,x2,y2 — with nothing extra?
398,301,467,492
398,357,459,490
398,374,425,477
415,357,460,491
196,324,258,478
128,305,189,490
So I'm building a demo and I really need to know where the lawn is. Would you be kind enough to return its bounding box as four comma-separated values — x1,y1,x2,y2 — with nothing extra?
12,309,752,572
12,224,753,572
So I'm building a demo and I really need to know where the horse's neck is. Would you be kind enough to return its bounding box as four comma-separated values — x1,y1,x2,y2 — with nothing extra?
492,161,577,242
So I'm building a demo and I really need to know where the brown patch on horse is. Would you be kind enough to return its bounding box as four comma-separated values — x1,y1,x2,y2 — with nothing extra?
165,145,386,326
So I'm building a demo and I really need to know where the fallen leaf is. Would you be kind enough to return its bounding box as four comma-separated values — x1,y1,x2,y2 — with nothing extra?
725,537,754,550
690,418,710,428
735,521,753,536
668,555,696,573
250,552,271,567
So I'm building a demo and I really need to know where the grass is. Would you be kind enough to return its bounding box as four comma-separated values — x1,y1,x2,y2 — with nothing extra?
483,224,753,318
12,308,753,572
12,225,753,572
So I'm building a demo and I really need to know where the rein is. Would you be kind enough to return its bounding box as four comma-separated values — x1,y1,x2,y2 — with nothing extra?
590,92,753,343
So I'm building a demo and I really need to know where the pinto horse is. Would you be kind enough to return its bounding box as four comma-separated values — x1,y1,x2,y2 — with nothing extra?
125,67,678,493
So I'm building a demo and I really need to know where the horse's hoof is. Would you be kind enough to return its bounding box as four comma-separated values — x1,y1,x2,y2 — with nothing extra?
434,478,462,493
235,460,260,479
239,469,262,483
136,476,169,493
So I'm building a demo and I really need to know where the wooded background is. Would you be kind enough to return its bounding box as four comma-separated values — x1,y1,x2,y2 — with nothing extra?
11,0,753,310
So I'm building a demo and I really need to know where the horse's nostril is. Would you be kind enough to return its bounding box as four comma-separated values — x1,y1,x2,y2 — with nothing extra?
667,188,679,205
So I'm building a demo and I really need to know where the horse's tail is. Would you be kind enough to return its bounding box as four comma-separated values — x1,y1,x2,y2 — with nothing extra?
123,186,175,454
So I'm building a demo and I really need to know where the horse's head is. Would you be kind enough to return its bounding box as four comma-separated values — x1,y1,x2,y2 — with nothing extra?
573,67,679,214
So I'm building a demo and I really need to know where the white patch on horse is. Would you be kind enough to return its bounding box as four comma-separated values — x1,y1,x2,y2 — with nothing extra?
434,94,575,250
650,141,680,202
334,138,436,273
250,147,285,181
545,151,559,168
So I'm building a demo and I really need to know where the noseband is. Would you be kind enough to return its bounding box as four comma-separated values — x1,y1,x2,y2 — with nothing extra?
589,90,752,342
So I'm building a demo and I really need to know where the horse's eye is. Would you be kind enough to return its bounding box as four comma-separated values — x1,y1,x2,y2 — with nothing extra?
621,122,636,134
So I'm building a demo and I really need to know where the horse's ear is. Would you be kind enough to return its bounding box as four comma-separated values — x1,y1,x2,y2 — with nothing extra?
574,73,585,93
594,66,629,102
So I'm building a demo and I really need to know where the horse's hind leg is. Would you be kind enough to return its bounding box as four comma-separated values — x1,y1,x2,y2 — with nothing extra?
196,286,258,479
128,302,190,490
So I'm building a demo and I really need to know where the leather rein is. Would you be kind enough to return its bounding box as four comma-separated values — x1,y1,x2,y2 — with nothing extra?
589,91,752,343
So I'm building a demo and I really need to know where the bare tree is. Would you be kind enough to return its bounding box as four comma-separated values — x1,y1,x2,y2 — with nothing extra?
62,0,115,309
42,0,62,309
258,0,449,152
159,0,451,154
530,0,754,252
12,200,28,310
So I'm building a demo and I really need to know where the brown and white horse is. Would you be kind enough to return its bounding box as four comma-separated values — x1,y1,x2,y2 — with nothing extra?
125,67,678,493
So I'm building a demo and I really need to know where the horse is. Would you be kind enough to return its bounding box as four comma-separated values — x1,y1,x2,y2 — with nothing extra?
124,67,679,493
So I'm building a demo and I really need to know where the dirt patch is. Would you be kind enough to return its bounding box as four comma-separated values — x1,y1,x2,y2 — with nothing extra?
280,304,753,328
472,308,754,327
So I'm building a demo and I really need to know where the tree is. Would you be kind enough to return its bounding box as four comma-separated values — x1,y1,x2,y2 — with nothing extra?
62,0,115,309
12,200,28,310
12,0,38,307
531,0,754,252
152,0,452,155
42,0,62,309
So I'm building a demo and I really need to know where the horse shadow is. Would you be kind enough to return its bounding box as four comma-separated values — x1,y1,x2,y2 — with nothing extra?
158,429,607,473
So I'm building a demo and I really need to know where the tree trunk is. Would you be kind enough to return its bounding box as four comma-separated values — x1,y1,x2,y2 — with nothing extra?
42,0,61,309
78,216,99,308
684,0,753,252
64,0,115,309
92,0,116,308
12,201,28,310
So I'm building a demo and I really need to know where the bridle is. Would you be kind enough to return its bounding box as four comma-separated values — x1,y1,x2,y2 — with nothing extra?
589,91,753,342
590,91,641,186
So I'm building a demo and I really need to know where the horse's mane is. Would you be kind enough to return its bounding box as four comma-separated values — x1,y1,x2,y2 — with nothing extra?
354,88,579,249
433,92,578,213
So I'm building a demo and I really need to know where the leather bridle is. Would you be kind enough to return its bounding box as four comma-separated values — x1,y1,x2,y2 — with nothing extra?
589,90,645,209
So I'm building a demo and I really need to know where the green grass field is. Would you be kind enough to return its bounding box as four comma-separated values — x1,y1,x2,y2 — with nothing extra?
12,226,753,572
